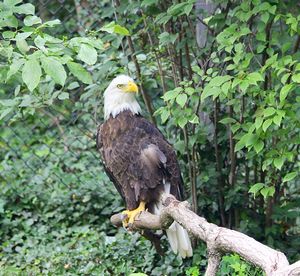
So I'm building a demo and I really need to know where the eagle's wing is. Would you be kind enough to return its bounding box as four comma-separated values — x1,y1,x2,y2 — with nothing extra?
96,124,125,201
136,116,184,200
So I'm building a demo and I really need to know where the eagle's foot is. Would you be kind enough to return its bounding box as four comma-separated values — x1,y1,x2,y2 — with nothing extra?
122,201,146,228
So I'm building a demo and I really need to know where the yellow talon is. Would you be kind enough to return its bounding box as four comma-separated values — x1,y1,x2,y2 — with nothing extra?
122,201,146,228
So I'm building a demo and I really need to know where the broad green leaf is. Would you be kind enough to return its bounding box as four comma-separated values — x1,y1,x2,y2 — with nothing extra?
67,62,92,84
159,32,178,45
249,183,264,196
209,76,232,87
254,140,264,153
262,118,272,132
189,115,199,124
22,58,42,91
160,109,170,123
67,82,80,90
13,3,35,15
7,59,24,80
201,86,220,102
16,39,29,53
234,140,245,152
2,31,15,39
177,116,188,128
282,172,297,183
219,117,236,124
42,19,61,27
184,3,193,15
58,92,69,100
255,117,263,129
274,157,284,170
41,57,66,86
78,44,97,65
162,88,181,101
273,115,282,126
291,73,300,83
176,94,187,108
260,186,275,199
0,108,13,120
263,107,276,117
15,32,32,41
101,22,129,36
141,0,157,7
280,83,293,102
19,95,33,107
114,25,130,36
24,15,41,26
247,72,264,83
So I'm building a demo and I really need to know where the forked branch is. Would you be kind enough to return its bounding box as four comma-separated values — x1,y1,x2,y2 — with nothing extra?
110,194,299,276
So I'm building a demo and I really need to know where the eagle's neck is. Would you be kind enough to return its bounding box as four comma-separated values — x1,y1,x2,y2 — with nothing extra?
104,90,141,120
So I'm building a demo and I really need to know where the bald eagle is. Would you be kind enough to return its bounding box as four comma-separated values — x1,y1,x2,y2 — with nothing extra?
97,75,193,258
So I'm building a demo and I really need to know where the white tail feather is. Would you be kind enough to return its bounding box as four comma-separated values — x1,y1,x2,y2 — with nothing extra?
153,181,193,259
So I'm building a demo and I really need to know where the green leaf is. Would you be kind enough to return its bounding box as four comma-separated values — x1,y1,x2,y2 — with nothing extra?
22,58,42,91
209,76,232,87
254,140,264,153
160,109,170,123
0,108,13,120
100,22,129,36
114,25,130,36
262,118,272,132
24,15,42,26
184,3,193,15
13,3,35,15
255,117,263,129
282,172,297,183
16,39,29,53
274,157,284,170
189,115,199,124
2,31,15,39
78,44,97,65
219,117,236,124
67,62,92,85
280,83,293,102
67,82,80,90
58,92,69,100
260,186,275,199
7,59,24,80
176,94,187,108
141,0,158,7
41,57,67,86
177,116,188,128
42,19,61,27
201,86,220,102
15,32,33,41
249,183,264,196
273,115,282,126
247,72,264,83
291,73,300,83
263,107,276,117
159,32,178,46
162,88,182,101
234,140,245,152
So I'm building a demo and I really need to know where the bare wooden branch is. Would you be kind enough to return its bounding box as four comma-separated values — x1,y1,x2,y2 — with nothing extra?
111,194,299,276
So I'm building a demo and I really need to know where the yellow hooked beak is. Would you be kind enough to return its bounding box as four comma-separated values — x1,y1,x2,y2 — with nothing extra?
124,81,138,93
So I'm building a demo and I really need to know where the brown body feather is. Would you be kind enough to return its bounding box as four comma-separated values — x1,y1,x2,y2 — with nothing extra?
97,110,184,211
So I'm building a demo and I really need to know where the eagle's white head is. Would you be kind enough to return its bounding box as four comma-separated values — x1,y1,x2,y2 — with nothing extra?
103,75,141,120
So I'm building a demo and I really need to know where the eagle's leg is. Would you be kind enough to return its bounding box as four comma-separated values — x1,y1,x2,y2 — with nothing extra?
122,201,146,228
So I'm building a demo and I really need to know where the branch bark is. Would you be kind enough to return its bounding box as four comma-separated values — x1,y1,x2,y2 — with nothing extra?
111,194,299,276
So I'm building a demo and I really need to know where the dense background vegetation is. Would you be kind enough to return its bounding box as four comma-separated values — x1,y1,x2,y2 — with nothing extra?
0,0,299,275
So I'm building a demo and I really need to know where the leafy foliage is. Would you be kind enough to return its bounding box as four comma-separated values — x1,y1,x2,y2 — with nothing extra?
0,0,299,274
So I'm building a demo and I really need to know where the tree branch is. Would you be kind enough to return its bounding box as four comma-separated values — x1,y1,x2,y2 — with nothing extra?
111,194,299,276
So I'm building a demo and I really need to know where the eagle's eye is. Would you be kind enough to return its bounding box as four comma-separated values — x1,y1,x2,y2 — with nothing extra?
117,84,124,89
